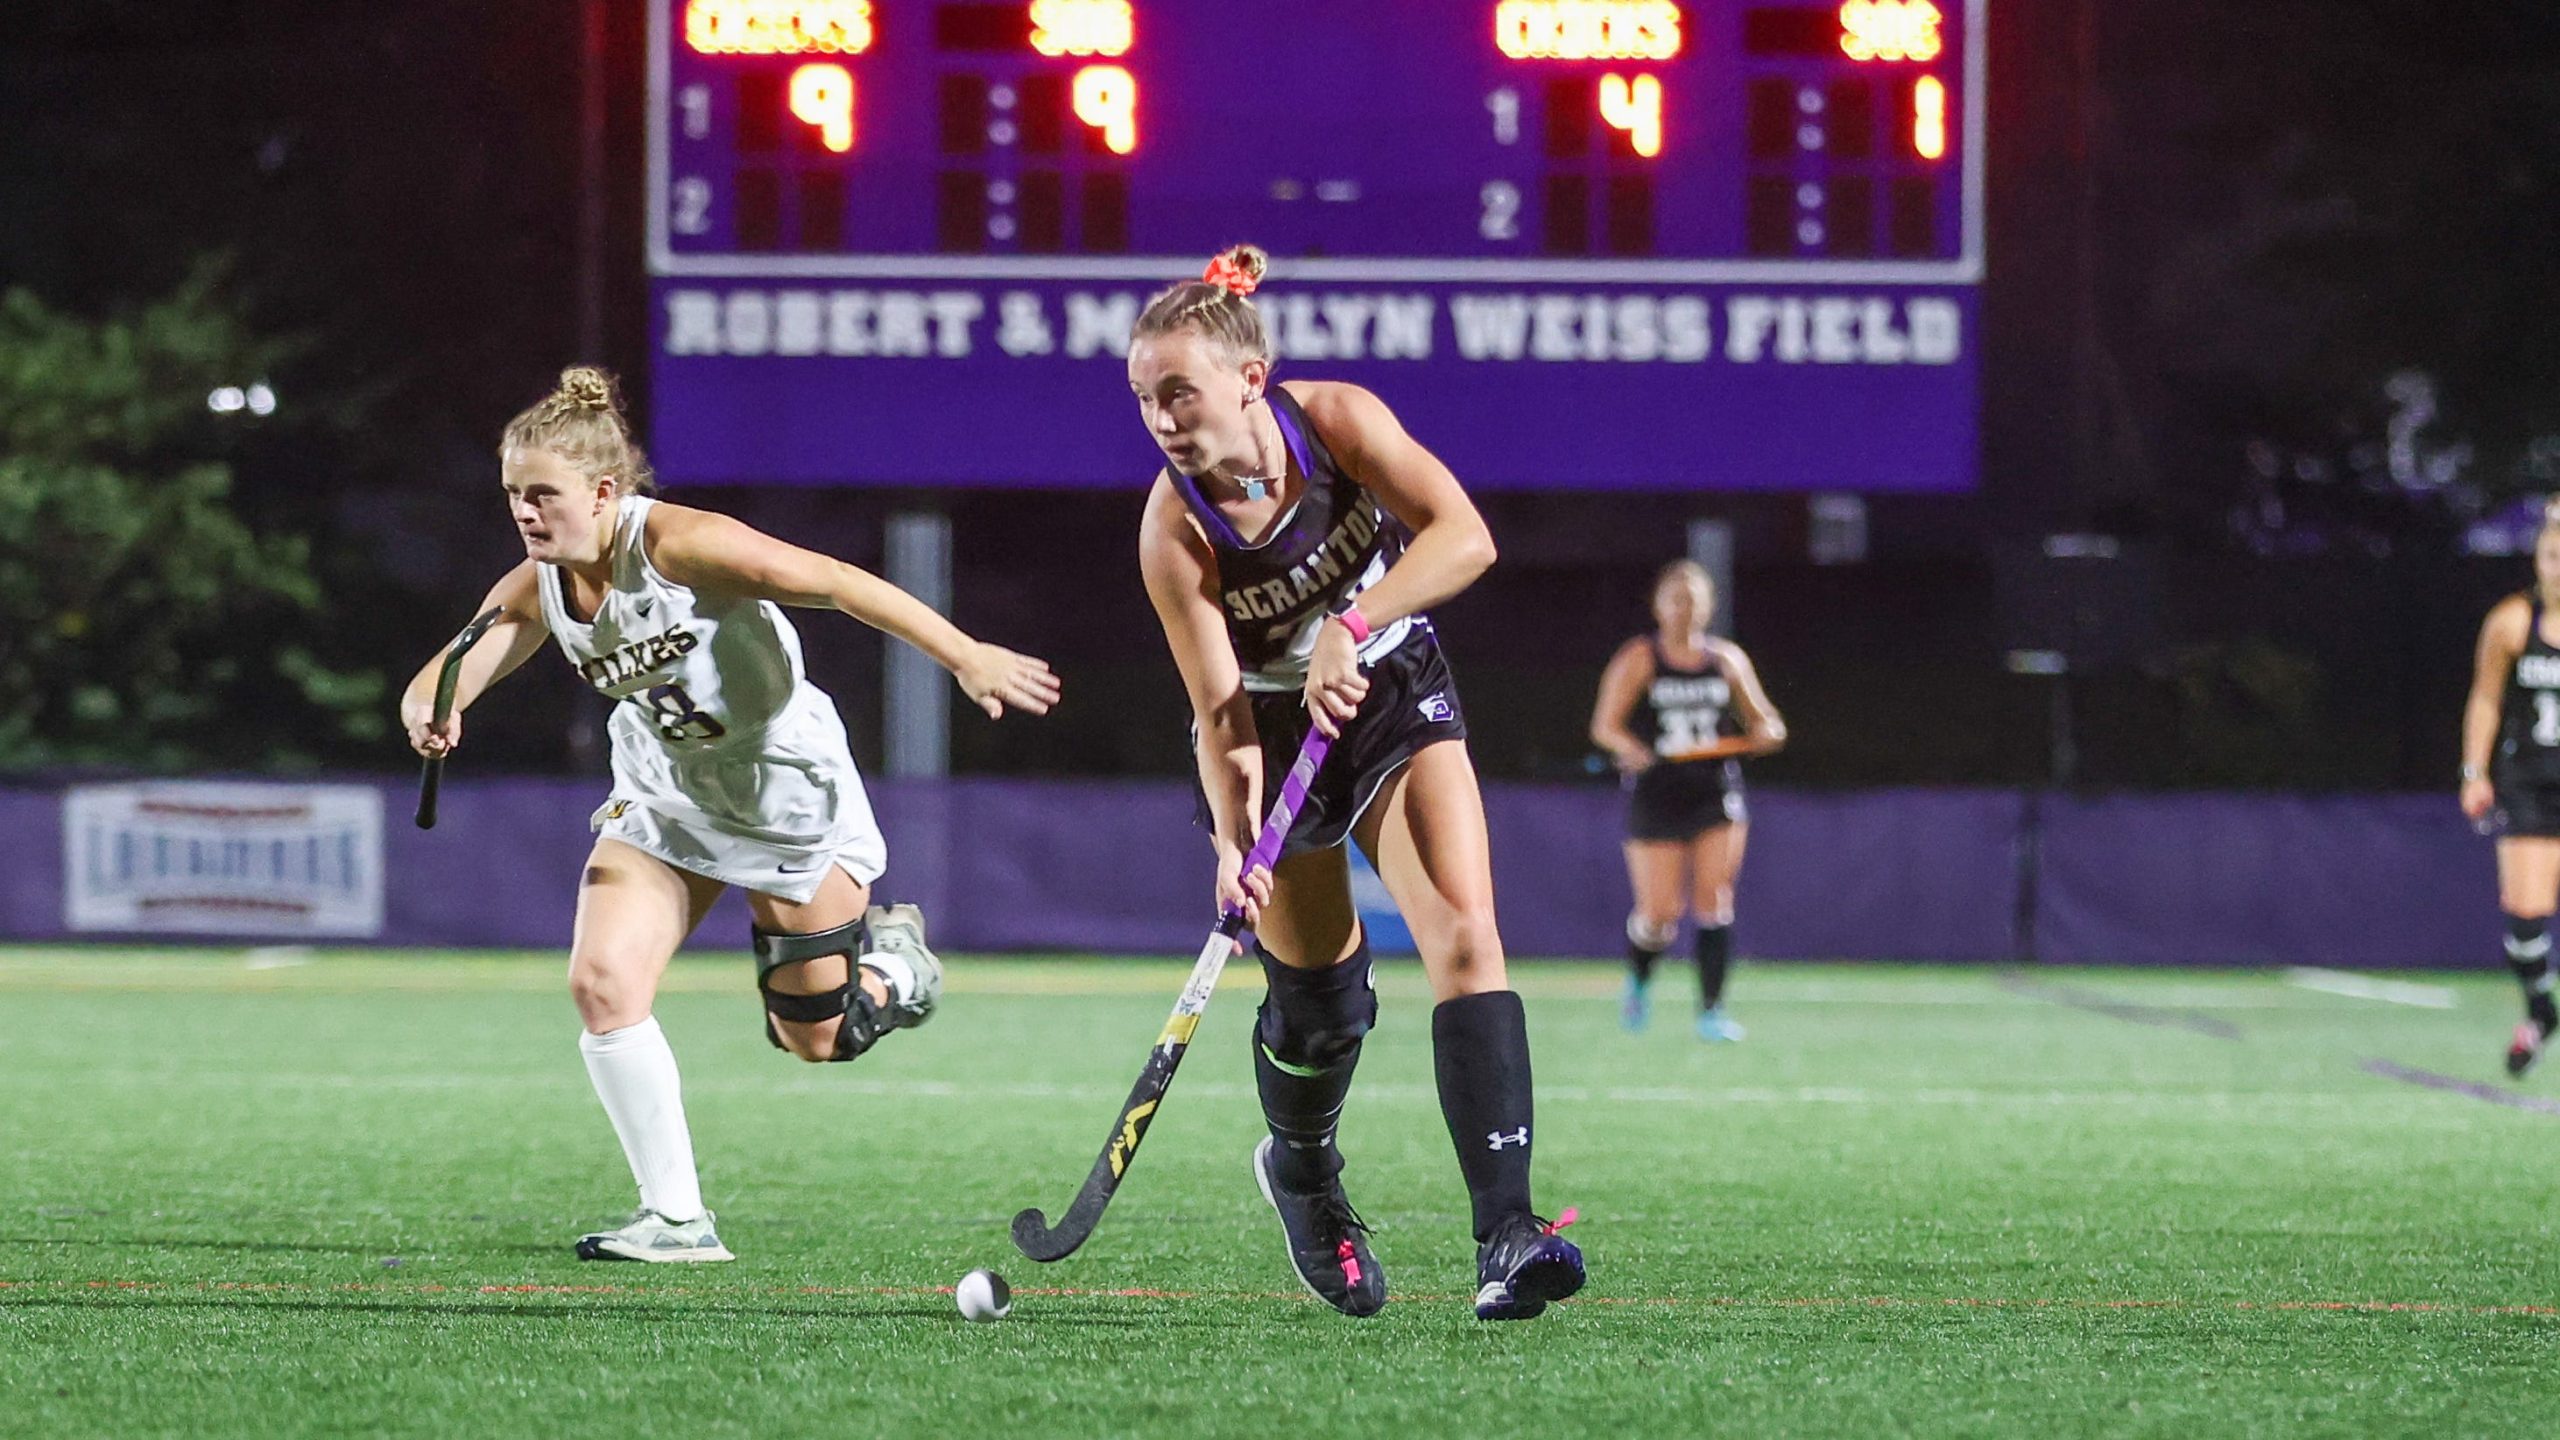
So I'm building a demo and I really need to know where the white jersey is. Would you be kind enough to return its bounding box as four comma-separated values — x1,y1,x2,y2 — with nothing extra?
536,496,886,897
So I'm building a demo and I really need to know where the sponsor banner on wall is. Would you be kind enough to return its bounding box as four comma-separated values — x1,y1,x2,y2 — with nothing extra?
63,782,385,937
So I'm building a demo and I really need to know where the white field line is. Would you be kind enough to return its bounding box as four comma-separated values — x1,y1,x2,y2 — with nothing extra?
0,963,2325,1009
2285,968,2458,1010
8,1071,2410,1113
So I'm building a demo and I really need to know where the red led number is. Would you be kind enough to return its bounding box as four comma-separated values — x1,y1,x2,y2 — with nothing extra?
790,63,855,152
1598,74,1663,158
1073,65,1138,155
1912,75,1946,159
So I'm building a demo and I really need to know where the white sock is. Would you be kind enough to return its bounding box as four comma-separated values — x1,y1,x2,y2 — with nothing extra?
859,949,917,1005
578,1016,706,1223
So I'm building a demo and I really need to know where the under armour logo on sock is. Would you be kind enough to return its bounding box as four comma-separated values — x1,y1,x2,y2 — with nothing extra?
1486,1126,1530,1151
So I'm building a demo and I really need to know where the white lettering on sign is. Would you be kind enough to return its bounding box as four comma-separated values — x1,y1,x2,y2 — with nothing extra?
660,288,1959,367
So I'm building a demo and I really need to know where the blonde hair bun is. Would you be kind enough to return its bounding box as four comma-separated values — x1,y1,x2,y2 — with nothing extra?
500,364,655,494
557,366,619,413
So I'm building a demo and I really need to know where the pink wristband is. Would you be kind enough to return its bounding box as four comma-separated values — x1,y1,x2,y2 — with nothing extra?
1330,606,1373,644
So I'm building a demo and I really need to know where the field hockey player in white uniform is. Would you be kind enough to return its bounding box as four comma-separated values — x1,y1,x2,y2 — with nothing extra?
399,368,1060,1262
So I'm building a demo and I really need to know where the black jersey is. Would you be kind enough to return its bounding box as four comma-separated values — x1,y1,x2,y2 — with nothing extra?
1166,387,1416,689
1630,638,1738,759
2500,597,2560,786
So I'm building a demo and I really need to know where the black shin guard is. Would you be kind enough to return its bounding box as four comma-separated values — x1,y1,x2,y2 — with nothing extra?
1626,915,1674,987
1255,941,1377,1192
1433,990,1536,1242
2507,915,2557,1034
1695,923,1734,1010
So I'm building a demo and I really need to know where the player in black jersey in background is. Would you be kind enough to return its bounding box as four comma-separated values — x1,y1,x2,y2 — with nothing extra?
2461,514,2560,1076
1589,560,1787,1040
1131,245,1581,1321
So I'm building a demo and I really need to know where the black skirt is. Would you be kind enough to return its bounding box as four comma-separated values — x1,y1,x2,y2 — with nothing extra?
2496,773,2560,838
1626,759,1747,842
1192,628,1469,859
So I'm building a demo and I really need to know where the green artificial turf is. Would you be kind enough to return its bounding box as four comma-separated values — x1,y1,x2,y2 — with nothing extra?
4,948,2556,1437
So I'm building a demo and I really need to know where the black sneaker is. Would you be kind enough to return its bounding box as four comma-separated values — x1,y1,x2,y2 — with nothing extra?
1473,1209,1584,1320
1251,1138,1386,1317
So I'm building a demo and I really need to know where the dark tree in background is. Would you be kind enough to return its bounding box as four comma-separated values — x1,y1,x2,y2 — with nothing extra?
2087,0,2560,537
1,0,622,770
0,267,382,768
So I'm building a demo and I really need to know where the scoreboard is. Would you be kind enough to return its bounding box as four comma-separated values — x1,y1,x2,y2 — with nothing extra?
648,0,1984,491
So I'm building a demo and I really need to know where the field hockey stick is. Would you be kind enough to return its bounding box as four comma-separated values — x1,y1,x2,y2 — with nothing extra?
1011,726,1335,1262
413,606,505,830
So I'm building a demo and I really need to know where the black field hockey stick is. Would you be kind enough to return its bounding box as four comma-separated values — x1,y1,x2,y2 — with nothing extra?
413,605,505,830
1011,726,1336,1262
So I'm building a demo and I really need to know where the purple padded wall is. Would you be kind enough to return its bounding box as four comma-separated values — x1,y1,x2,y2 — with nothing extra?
0,780,2499,967
2034,792,2492,967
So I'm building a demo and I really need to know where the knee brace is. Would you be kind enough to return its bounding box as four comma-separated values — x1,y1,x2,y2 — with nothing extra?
1256,939,1378,1074
753,916,881,1061
1627,911,1679,952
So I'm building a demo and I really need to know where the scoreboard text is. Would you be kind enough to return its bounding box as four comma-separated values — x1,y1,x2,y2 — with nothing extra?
648,0,1985,491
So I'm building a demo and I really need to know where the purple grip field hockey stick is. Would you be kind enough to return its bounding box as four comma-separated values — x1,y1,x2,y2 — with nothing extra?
1010,727,1335,1262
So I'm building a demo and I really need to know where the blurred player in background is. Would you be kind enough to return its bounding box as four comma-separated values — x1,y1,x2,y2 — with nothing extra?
2461,512,2560,1077
400,368,1058,1260
1131,245,1582,1321
1589,560,1787,1040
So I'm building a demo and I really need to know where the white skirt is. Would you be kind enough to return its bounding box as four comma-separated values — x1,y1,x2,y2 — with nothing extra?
590,688,888,904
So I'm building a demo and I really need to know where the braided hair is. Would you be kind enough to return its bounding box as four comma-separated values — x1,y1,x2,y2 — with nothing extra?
1131,244,1272,365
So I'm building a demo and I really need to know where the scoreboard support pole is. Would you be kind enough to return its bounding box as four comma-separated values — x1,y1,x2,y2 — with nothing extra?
885,510,953,779
1686,518,1735,640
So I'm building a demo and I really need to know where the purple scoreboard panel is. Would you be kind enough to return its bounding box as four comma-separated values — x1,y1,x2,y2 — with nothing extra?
648,1,1984,490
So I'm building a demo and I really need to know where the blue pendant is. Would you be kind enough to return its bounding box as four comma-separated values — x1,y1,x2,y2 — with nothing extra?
1240,478,1268,502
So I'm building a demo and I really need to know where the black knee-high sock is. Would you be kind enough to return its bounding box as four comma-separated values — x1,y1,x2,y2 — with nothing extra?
1627,939,1663,985
2507,915,2557,1034
1255,943,1374,1192
1695,923,1734,1010
1433,990,1536,1242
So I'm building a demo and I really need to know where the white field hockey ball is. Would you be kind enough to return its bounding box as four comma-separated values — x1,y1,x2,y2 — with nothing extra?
956,1268,1012,1322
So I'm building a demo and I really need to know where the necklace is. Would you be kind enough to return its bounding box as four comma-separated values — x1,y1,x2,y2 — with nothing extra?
1223,405,1287,504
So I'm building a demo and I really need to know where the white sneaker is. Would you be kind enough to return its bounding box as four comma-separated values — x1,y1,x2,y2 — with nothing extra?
862,903,943,1030
574,1208,735,1263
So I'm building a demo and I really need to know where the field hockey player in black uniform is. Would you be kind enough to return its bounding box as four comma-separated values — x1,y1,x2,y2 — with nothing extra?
1589,560,1786,1040
2461,516,2560,1076
1130,245,1582,1321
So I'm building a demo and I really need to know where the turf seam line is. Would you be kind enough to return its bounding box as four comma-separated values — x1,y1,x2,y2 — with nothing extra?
1997,973,2246,1041
2358,1058,2560,1118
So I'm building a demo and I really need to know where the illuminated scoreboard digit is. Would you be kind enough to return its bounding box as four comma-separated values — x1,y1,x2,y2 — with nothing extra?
649,0,1986,491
